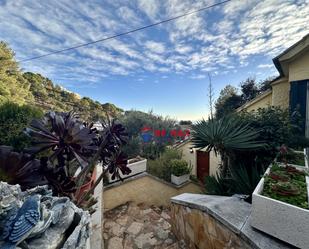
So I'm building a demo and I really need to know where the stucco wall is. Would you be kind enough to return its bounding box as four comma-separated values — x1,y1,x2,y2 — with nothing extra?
209,150,221,176
271,79,290,108
289,50,309,81
103,174,202,211
178,142,221,177
245,93,272,112
178,141,197,176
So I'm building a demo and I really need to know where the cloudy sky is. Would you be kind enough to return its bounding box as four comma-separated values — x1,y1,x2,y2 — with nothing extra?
0,0,308,120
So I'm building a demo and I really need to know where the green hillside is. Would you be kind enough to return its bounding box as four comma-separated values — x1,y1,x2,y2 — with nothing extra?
0,41,123,121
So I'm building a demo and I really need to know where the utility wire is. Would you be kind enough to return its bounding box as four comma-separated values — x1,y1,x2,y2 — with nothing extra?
18,0,232,63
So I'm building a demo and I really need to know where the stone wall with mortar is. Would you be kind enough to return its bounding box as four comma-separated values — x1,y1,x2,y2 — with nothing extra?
171,194,294,249
103,173,202,211
171,203,251,249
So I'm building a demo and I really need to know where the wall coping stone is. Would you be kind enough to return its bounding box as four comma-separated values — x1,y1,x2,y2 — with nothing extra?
171,193,295,249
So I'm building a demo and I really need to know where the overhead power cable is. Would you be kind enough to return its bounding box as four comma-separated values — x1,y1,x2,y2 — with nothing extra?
18,0,232,63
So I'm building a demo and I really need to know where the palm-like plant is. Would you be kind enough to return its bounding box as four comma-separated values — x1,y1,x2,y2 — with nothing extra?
191,116,265,176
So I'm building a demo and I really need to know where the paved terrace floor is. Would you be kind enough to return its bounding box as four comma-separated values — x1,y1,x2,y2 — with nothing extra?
103,202,186,249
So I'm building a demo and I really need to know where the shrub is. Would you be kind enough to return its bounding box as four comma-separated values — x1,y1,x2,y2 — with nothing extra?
204,165,263,203
0,102,43,151
122,136,141,159
201,107,308,201
170,159,191,176
204,174,232,196
141,142,166,159
147,148,182,181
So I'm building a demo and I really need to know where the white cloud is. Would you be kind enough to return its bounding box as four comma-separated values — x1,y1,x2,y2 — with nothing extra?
258,64,274,68
145,41,166,53
0,0,308,84
190,74,206,79
137,0,160,20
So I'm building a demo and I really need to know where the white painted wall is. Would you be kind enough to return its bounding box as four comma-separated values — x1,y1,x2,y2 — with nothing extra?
177,141,221,177
209,150,221,176
107,159,147,183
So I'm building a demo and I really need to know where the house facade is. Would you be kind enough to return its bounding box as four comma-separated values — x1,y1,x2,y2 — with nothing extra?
237,34,309,137
175,140,221,182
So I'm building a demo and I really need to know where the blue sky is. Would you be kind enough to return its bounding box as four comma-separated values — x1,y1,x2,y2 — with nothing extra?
0,0,308,120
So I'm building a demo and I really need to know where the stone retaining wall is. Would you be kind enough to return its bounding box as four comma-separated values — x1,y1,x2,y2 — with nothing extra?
171,203,251,249
171,194,294,249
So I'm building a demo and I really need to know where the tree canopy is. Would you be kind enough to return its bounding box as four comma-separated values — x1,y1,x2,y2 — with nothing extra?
0,42,34,105
215,77,275,119
0,41,123,121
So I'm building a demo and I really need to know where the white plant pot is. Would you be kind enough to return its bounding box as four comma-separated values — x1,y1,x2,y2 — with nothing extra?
171,174,190,185
108,159,147,183
251,164,309,248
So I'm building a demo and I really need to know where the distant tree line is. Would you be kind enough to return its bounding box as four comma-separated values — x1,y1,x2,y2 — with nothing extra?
0,41,123,122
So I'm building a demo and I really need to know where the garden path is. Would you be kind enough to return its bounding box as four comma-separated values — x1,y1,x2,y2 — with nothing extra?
104,202,186,249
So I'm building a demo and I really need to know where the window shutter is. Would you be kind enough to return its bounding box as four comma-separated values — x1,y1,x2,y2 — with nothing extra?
290,80,308,135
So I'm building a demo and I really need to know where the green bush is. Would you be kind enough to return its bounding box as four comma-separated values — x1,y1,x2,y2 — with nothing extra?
204,174,232,196
204,165,263,202
141,142,166,160
147,148,182,181
170,159,191,176
0,102,43,151
122,136,142,158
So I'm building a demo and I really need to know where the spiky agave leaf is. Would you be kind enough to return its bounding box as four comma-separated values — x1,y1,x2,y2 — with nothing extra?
191,116,266,153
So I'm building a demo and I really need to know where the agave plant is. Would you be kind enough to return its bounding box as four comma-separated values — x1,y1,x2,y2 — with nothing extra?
191,116,265,176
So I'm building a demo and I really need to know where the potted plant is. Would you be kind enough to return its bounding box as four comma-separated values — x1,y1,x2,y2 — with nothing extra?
251,162,309,248
170,159,191,185
0,111,131,212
